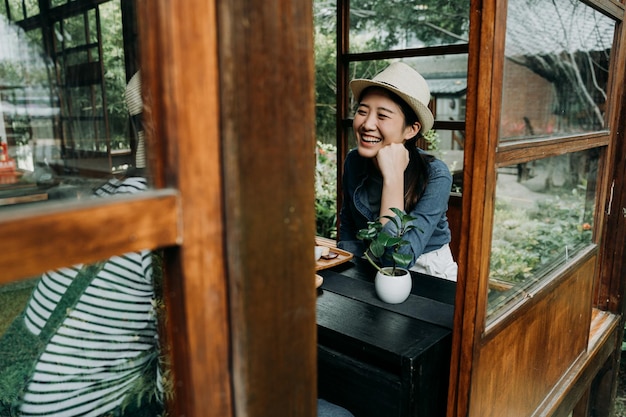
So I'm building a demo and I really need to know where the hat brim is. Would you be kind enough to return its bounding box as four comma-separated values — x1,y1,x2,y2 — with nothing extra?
350,79,434,134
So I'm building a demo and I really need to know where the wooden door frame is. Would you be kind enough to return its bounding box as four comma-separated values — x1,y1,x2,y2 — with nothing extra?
447,1,626,416
137,0,317,416
1,0,316,415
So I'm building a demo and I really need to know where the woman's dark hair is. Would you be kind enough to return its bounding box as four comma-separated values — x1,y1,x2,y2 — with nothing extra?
360,86,434,212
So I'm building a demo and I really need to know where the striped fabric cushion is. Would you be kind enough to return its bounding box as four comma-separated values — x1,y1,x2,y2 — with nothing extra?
0,177,163,416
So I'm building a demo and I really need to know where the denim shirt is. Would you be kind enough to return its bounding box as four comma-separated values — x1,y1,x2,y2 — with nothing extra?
337,148,452,268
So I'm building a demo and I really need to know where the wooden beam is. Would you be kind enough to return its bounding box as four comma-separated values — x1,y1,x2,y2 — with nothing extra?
218,0,318,416
0,190,180,284
137,0,234,416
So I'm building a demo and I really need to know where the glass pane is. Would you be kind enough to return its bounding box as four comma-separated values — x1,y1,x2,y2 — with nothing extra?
1,1,164,413
316,140,338,238
25,27,42,45
0,1,147,209
6,0,25,21
500,0,615,142
57,14,89,49
100,1,129,155
23,0,38,18
314,0,337,145
487,149,598,320
0,249,165,415
349,0,469,53
4,0,39,21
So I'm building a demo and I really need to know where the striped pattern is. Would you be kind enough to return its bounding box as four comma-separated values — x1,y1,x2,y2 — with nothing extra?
124,72,146,169
15,177,162,416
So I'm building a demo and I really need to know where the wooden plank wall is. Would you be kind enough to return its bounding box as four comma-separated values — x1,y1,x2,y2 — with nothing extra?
468,256,596,416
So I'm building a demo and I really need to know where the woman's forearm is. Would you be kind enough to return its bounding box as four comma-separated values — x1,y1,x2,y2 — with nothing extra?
379,178,405,224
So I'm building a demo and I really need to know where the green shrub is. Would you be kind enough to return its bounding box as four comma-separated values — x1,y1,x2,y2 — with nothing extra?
315,141,337,238
490,196,593,283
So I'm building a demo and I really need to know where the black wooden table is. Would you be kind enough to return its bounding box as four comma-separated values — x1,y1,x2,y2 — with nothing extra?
316,257,456,417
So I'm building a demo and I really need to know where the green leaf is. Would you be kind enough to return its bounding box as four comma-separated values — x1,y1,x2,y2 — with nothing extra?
385,236,403,247
356,207,423,271
390,207,405,217
392,252,412,269
369,239,386,258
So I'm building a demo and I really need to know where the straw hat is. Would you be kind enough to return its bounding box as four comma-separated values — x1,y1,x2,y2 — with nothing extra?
350,62,434,133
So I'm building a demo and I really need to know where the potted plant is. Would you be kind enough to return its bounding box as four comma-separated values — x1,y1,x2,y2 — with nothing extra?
357,208,417,304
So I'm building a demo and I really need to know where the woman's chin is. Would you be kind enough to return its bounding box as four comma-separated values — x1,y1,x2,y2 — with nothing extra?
357,143,380,158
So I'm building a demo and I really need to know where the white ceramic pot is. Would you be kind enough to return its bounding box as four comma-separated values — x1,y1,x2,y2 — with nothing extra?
374,267,412,304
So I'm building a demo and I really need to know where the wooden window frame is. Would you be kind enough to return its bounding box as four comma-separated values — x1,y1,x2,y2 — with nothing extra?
2,1,317,417
464,0,625,334
4,0,624,416
331,0,626,416
447,0,626,415
0,191,179,283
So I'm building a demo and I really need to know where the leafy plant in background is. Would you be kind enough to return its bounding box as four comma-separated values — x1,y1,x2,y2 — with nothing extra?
423,129,441,153
489,196,593,283
315,141,337,238
357,208,417,276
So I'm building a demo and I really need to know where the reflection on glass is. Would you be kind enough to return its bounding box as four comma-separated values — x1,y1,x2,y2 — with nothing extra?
0,248,165,415
1,0,40,21
51,0,72,8
0,277,36,336
0,172,163,414
500,0,615,141
487,149,598,319
0,1,147,209
349,0,469,53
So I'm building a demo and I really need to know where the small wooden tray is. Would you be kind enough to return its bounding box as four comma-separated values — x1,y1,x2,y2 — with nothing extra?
315,237,354,271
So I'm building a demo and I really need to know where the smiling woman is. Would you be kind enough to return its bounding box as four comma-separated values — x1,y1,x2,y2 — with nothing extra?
337,62,458,281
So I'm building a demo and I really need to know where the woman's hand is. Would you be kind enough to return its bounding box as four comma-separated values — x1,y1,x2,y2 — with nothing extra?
376,143,409,182
377,143,408,224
